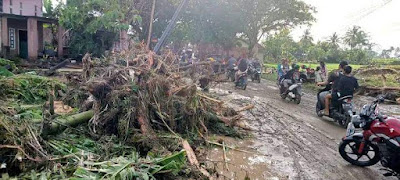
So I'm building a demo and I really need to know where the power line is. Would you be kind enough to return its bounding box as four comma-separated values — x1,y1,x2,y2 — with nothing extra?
338,0,393,32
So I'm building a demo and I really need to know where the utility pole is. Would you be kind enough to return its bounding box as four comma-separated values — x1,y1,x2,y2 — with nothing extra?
153,0,188,54
146,0,156,50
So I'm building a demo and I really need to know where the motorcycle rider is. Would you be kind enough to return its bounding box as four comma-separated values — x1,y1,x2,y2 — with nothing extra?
227,55,237,71
235,56,248,83
277,58,290,82
337,65,359,99
281,64,300,94
317,61,348,116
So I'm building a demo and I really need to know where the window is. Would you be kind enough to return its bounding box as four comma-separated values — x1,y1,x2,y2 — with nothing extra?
9,0,11,6
20,10,22,15
20,2,22,8
9,28,15,49
9,8,12,14
35,5,37,11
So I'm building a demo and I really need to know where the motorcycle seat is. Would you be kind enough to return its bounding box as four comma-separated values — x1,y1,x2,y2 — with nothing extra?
338,95,353,101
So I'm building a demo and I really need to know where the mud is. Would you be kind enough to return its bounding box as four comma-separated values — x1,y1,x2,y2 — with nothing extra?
206,79,398,180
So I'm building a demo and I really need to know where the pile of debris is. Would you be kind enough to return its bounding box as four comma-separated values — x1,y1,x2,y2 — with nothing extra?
0,43,249,179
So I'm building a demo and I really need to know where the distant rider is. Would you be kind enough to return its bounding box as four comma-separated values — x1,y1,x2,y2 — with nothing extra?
227,55,237,71
235,57,248,83
277,58,290,82
281,64,300,94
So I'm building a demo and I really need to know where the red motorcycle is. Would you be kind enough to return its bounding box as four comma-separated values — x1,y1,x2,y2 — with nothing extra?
339,97,400,178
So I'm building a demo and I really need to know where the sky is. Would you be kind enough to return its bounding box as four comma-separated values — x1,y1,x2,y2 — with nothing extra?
292,0,400,50
51,0,400,50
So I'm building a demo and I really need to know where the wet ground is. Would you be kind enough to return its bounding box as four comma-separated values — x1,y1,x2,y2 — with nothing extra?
205,79,399,180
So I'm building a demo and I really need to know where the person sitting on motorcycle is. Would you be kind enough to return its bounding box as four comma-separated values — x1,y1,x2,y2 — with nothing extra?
281,65,300,94
252,58,261,68
277,58,290,82
235,57,248,83
226,55,237,71
337,65,359,98
317,61,348,116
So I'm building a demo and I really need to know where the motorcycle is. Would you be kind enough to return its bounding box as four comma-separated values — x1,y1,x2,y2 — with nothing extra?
279,79,303,104
226,67,236,82
316,89,354,128
339,97,400,178
249,65,261,83
235,69,248,90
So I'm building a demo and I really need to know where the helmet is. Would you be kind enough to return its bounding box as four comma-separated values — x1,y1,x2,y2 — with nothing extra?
294,65,300,70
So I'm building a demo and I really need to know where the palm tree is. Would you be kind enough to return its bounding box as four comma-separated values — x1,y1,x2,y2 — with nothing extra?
328,32,340,49
344,26,369,50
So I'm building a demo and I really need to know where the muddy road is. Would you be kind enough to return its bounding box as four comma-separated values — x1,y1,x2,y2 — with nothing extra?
205,79,398,180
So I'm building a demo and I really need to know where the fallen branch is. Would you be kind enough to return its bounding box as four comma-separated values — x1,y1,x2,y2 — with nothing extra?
181,139,212,179
205,140,254,154
0,145,42,162
222,141,229,171
174,61,212,71
45,59,70,76
41,110,94,135
198,94,223,105
236,104,255,113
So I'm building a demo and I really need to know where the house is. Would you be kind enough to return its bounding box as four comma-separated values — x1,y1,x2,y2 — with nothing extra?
0,0,64,60
228,39,265,61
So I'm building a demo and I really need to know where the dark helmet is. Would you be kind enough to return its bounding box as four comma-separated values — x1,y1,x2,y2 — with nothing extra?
339,61,348,68
294,65,300,70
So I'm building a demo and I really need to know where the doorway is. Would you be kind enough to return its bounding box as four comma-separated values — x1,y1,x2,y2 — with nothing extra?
19,30,28,59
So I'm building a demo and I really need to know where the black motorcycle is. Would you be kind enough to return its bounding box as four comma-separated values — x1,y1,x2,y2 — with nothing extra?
226,67,236,82
316,88,354,128
249,65,261,83
235,70,248,90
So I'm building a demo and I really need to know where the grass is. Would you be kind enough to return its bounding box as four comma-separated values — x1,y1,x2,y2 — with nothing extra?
356,74,400,87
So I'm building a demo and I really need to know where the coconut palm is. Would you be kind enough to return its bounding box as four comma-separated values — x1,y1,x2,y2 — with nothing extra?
328,32,340,49
343,26,370,50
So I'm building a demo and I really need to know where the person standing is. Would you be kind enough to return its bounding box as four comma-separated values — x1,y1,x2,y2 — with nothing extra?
319,61,327,82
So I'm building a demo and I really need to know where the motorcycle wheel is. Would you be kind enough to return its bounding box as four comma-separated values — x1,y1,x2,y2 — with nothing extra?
339,140,380,167
316,102,323,117
295,94,301,104
280,93,287,99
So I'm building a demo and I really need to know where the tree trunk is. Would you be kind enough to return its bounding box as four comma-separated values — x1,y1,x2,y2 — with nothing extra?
42,110,94,135
146,0,156,50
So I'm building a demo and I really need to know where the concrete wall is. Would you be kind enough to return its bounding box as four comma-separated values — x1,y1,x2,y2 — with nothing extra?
3,0,43,17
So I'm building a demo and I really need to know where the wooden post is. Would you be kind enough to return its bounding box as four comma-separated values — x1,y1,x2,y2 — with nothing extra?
146,0,156,50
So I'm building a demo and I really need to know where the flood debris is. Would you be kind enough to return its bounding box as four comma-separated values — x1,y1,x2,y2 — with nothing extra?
0,44,249,179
